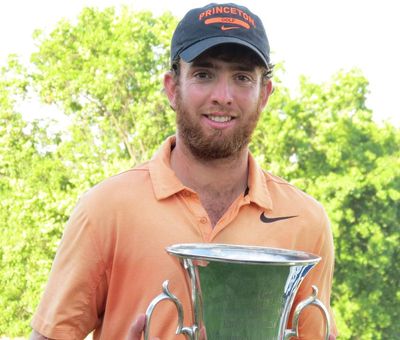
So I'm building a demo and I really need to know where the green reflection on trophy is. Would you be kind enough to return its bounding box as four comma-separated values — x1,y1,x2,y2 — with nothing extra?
145,243,330,340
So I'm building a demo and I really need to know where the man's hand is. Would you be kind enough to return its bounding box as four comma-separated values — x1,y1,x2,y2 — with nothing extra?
126,314,208,340
29,330,53,340
126,314,159,340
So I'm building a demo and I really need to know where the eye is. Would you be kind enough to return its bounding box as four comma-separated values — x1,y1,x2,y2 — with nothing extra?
236,74,251,81
194,71,212,80
235,73,253,82
234,73,257,87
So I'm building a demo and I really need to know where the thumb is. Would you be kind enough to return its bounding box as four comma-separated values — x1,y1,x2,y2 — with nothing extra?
126,314,146,340
126,314,160,340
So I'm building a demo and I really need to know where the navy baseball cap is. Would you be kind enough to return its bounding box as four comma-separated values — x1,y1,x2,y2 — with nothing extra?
171,3,270,67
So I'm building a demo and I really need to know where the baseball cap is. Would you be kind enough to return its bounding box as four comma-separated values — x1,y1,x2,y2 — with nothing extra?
171,3,270,67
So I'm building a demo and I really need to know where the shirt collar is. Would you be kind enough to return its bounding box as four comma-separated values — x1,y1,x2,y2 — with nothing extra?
149,135,273,210
149,136,185,200
246,153,273,211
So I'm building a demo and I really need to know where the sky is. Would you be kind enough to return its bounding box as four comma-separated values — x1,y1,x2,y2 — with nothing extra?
0,0,399,125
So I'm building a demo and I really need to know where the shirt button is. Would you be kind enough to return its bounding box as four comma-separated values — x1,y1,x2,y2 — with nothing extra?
200,217,208,224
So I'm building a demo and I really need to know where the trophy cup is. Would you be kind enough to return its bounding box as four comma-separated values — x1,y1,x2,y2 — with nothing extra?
144,243,331,340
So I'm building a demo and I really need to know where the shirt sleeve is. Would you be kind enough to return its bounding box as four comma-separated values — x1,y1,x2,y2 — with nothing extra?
31,197,108,340
289,204,338,339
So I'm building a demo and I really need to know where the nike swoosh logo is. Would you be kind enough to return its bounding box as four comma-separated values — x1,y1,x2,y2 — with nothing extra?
260,212,298,223
221,25,240,31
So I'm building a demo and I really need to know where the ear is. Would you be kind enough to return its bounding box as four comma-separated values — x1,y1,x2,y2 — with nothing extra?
259,79,273,111
164,71,178,110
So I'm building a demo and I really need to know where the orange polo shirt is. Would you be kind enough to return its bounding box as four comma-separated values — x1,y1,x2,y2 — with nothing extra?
31,136,337,339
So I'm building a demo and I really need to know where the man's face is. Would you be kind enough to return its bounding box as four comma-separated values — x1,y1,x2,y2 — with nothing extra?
166,51,272,161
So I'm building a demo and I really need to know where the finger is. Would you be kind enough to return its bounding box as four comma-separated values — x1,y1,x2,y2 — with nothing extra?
126,314,146,340
200,325,207,340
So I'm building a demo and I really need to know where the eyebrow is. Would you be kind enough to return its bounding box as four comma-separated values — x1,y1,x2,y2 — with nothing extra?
191,60,214,68
190,59,256,72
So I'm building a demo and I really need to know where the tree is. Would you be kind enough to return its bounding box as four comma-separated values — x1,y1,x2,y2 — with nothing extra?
1,7,177,335
251,68,400,339
31,6,177,164
0,56,70,335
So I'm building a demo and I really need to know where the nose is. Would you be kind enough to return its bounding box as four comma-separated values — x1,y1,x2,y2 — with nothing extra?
210,76,233,106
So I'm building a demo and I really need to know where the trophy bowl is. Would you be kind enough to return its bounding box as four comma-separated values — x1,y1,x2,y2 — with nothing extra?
145,243,330,340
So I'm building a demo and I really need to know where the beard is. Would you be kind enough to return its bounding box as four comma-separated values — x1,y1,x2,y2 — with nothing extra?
175,88,263,161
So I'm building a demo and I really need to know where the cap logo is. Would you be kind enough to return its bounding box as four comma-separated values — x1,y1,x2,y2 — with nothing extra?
205,17,249,30
199,6,256,31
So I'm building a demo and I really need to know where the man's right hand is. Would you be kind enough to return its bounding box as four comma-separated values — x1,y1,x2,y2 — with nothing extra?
29,330,53,340
126,314,159,340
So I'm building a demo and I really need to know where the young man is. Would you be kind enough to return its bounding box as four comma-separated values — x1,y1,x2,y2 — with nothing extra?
31,3,337,339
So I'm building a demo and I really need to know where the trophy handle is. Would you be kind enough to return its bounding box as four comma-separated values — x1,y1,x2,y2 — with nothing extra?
144,280,198,340
283,285,331,340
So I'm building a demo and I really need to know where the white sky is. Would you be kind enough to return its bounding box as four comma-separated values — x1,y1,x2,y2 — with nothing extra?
0,0,399,125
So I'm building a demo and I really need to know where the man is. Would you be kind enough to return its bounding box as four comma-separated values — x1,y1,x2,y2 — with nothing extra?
31,3,337,339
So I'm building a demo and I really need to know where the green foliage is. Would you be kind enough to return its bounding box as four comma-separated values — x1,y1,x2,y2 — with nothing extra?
1,7,176,336
0,57,66,335
0,6,398,339
31,6,177,163
252,68,400,339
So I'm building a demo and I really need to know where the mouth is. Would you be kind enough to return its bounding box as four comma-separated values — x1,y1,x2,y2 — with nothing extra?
205,114,234,123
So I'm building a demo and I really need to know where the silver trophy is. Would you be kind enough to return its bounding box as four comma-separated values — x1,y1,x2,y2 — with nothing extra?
145,243,330,340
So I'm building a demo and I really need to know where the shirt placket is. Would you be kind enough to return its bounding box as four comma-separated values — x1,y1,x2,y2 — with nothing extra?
181,190,212,241
209,194,252,241
181,190,253,242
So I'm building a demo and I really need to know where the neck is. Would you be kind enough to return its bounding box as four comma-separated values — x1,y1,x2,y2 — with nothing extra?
170,136,249,227
171,136,249,194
